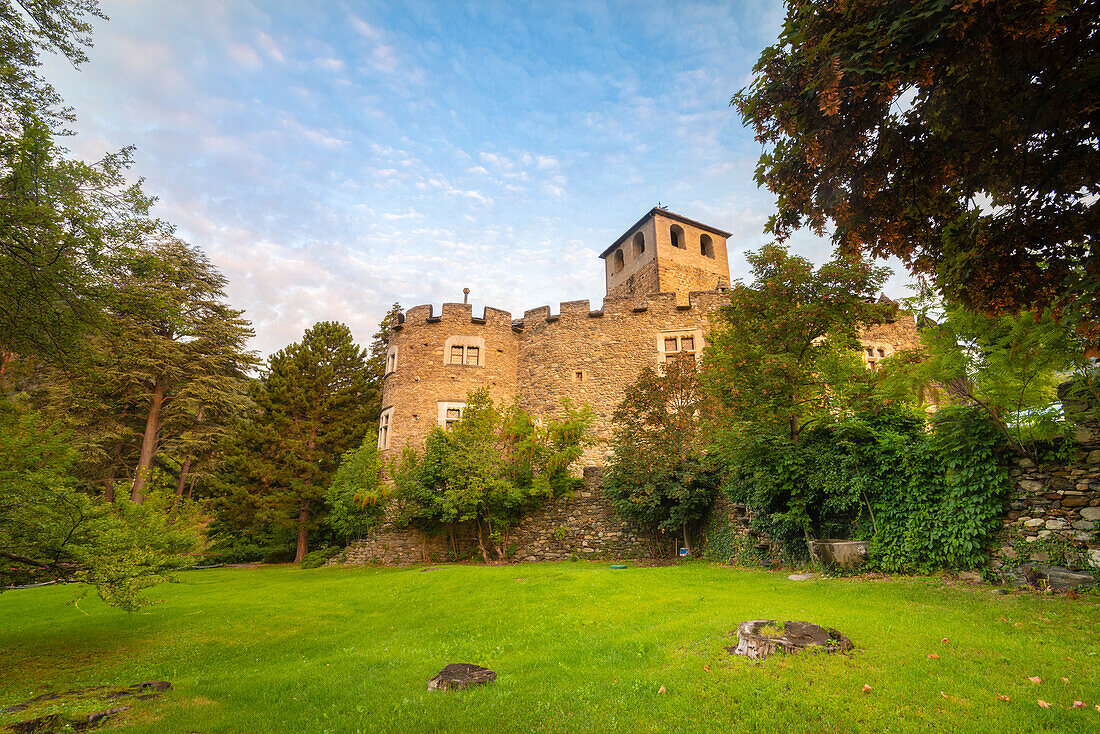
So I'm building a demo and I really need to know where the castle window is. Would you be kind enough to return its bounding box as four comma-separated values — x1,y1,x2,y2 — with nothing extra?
574,370,584,382
632,232,645,259
385,346,398,375
613,248,625,273
877,348,886,357
657,329,703,362
377,408,393,450
670,224,685,249
700,233,714,258
438,401,466,429
443,335,486,367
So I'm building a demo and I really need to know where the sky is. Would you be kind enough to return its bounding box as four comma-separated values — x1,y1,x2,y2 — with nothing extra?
45,0,913,356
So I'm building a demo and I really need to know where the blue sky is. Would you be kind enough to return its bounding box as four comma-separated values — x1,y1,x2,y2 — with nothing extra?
46,0,912,355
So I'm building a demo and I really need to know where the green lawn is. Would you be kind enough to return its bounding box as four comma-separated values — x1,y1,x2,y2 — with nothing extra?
1,563,1098,733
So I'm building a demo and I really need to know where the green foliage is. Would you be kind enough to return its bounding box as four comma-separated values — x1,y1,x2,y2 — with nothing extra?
215,321,372,564
0,108,162,366
0,400,200,610
604,357,718,555
734,0,1099,334
880,299,1082,457
552,526,570,542
299,547,341,569
703,243,891,442
0,0,105,129
325,438,386,541
388,388,592,562
700,518,765,567
724,406,1011,571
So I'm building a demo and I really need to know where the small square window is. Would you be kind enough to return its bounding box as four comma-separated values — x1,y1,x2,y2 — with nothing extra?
574,370,584,382
465,346,479,366
664,337,678,352
680,336,694,352
450,346,464,364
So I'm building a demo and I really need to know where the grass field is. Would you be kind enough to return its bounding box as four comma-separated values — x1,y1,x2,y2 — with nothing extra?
1,563,1098,733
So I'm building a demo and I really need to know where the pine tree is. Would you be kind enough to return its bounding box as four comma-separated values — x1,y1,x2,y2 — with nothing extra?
248,322,371,563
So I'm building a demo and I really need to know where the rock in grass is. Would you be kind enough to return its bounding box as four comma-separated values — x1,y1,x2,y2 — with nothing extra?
732,620,853,659
427,664,496,691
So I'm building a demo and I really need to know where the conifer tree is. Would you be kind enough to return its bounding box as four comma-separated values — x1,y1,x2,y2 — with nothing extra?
247,322,371,563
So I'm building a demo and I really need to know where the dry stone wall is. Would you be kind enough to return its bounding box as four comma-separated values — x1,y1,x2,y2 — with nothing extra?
993,448,1100,577
338,468,651,566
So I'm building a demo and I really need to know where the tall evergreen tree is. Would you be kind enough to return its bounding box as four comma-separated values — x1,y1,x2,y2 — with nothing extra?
247,322,371,563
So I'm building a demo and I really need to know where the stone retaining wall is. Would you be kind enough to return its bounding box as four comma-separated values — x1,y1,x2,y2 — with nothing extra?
339,467,652,566
992,447,1100,576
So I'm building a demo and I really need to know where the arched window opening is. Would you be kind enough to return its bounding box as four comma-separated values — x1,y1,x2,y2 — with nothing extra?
632,232,645,259
670,224,685,249
700,233,714,258
614,248,625,273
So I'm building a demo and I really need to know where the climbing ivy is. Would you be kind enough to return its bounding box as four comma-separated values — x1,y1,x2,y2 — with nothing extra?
721,407,1011,571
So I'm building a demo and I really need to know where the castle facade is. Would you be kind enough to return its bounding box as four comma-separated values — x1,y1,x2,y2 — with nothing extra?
378,207,920,466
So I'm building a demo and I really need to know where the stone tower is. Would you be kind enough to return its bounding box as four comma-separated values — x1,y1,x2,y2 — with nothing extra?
599,207,731,303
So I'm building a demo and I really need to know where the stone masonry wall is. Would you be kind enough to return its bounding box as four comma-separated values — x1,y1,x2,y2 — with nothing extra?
517,291,727,466
992,448,1100,576
339,468,651,566
380,303,519,462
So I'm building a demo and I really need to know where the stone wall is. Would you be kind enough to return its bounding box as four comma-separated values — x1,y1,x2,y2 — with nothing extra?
339,468,652,566
516,291,727,466
380,302,519,462
992,448,1100,576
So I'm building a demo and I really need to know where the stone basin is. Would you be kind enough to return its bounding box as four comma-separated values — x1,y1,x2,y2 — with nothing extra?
808,539,868,569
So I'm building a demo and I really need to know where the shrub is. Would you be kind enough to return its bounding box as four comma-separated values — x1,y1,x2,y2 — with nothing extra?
300,547,342,569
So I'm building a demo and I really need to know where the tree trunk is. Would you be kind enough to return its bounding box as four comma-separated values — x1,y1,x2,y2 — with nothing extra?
475,519,491,564
172,405,204,512
171,456,192,511
104,469,115,503
131,375,167,503
449,525,457,560
683,523,694,557
295,500,311,564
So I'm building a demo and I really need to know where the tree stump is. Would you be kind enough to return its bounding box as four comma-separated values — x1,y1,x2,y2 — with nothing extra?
427,663,497,691
731,620,853,659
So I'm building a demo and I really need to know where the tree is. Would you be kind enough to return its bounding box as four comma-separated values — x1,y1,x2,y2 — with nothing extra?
389,388,591,562
879,300,1082,458
734,0,1099,334
1,0,106,130
91,237,255,503
704,244,891,442
0,110,161,367
325,438,386,542
246,322,372,564
0,399,199,610
603,356,718,556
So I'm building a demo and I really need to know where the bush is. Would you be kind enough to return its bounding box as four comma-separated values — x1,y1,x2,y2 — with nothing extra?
723,407,1011,571
300,546,342,569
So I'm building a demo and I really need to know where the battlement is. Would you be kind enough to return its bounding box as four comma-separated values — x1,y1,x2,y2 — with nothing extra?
397,303,515,330
511,289,729,325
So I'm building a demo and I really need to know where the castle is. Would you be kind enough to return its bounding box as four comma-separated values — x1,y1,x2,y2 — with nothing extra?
377,207,920,466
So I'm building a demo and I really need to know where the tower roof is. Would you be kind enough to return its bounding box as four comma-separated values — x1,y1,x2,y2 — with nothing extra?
599,207,732,259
